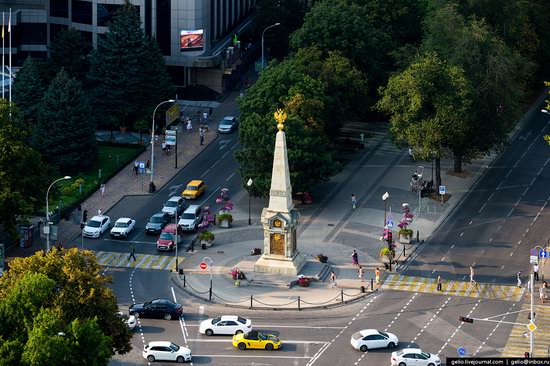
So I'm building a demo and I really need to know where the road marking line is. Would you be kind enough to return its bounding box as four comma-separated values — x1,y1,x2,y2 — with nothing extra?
460,232,464,237
479,203,486,212
226,172,235,181
193,354,312,359
200,168,210,178
506,170,512,178
172,287,188,346
199,186,221,207
451,244,455,249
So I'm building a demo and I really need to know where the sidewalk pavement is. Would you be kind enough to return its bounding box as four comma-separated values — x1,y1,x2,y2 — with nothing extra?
175,90,547,309
6,89,242,260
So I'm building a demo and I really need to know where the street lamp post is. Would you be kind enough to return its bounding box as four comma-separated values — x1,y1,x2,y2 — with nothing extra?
261,23,280,69
45,176,71,252
203,256,214,300
175,212,179,273
247,178,253,225
149,99,175,193
382,192,389,228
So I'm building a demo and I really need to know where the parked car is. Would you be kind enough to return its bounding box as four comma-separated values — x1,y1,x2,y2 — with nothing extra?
217,116,239,133
350,329,398,352
145,212,171,234
182,180,206,199
83,215,111,238
129,298,183,320
162,196,186,217
232,331,281,351
156,224,183,251
142,341,192,363
391,348,441,366
117,311,136,331
178,205,202,232
199,315,252,336
110,217,135,238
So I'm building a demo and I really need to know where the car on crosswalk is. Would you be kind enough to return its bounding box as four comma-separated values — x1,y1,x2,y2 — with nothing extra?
350,329,398,352
199,315,252,336
142,341,191,363
391,348,441,366
110,217,135,238
232,330,281,351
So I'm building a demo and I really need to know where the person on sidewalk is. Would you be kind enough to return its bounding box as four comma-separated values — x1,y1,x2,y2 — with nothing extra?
100,183,106,197
375,267,380,284
209,107,213,118
202,111,209,124
539,283,546,303
351,194,358,209
199,127,205,146
526,277,533,298
128,243,136,261
97,208,102,216
358,266,364,282
162,141,167,155
186,119,193,133
533,264,539,281
351,250,359,266
469,266,476,285
437,275,442,291
516,271,522,288
133,161,139,175
330,271,337,288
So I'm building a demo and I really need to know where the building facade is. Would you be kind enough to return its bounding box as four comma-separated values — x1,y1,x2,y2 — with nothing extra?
0,0,257,94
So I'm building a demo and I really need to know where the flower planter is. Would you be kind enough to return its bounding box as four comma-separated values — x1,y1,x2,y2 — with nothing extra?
399,235,411,244
201,239,214,248
119,126,127,134
220,219,230,228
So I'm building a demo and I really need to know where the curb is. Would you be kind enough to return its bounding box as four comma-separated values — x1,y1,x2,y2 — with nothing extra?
396,88,550,272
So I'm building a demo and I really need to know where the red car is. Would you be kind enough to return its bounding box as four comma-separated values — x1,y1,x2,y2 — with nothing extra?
156,224,182,251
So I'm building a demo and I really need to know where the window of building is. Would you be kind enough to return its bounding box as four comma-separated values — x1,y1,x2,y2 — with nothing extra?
50,0,69,18
72,0,92,25
97,3,121,26
156,0,171,55
20,23,47,45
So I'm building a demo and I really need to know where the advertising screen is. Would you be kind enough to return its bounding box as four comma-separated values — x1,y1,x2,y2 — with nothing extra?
180,29,204,51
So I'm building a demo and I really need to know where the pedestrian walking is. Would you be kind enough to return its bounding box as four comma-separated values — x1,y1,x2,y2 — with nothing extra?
526,277,533,298
375,267,381,284
97,208,102,216
128,243,136,261
437,275,442,291
351,250,359,266
469,266,476,285
516,271,522,288
186,119,193,133
330,271,337,288
209,107,213,118
539,284,546,303
162,141,167,155
351,194,358,209
146,160,150,170
358,266,364,282
199,127,205,146
133,161,139,175
100,183,106,197
57,242,63,251
202,111,208,124
533,264,539,281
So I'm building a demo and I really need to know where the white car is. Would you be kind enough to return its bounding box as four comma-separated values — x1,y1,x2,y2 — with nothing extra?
391,348,441,366
199,315,252,336
162,196,185,217
350,329,398,352
117,311,136,331
142,341,191,363
82,215,111,238
110,218,135,238
178,205,202,232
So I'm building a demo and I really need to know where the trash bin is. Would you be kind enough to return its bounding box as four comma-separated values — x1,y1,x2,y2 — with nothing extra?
19,226,34,248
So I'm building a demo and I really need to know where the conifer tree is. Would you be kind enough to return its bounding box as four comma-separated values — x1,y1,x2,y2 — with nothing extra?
11,56,46,127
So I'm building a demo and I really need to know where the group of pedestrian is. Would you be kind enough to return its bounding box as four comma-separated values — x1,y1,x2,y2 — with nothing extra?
328,250,381,288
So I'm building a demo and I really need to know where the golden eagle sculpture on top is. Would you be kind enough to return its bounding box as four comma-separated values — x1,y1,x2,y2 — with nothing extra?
274,109,287,131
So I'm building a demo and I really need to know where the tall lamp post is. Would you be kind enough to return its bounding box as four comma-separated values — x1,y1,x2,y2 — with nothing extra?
45,176,71,251
382,192,389,228
261,23,280,69
149,99,175,193
247,178,253,225
175,212,180,273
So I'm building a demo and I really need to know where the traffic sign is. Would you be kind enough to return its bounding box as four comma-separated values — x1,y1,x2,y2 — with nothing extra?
439,185,446,195
540,250,549,258
199,262,208,270
457,347,466,356
527,322,537,332
530,255,539,264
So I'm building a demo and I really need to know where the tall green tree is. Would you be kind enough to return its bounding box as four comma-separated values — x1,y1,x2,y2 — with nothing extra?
376,52,474,187
0,100,52,240
88,0,173,131
421,3,533,170
33,69,97,173
0,248,132,361
236,59,340,197
11,56,47,127
49,28,91,82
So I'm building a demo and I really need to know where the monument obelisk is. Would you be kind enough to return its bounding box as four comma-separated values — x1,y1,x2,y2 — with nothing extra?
254,109,306,275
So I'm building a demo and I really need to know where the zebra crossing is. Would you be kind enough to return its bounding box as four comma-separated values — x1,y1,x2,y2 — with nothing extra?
95,251,179,271
381,274,525,302
501,303,550,357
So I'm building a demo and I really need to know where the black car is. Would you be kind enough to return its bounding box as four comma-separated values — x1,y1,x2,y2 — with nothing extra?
145,212,171,234
129,299,183,320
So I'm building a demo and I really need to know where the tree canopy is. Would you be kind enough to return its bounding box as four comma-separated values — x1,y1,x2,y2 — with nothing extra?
0,248,131,364
49,28,91,82
11,57,47,127
33,69,97,173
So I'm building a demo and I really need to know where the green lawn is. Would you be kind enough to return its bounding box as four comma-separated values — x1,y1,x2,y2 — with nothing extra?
48,145,141,213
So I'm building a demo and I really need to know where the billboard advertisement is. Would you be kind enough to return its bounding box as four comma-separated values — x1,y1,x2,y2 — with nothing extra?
180,29,204,51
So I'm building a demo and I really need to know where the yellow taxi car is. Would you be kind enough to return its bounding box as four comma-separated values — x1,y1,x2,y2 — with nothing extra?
232,331,282,351
182,180,206,199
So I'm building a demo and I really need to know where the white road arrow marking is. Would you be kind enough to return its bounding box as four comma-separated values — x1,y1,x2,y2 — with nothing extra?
218,139,231,150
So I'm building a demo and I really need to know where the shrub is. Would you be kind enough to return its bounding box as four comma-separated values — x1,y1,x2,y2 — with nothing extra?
217,213,233,223
199,230,215,242
399,228,413,237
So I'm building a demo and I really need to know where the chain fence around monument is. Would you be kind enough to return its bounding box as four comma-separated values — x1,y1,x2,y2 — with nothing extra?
177,273,375,311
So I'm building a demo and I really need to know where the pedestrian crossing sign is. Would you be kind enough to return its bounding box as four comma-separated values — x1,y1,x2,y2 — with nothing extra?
527,322,537,332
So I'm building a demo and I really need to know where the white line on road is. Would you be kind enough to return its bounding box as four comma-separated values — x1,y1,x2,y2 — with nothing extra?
200,168,210,178
211,159,220,169
187,339,329,344
501,265,505,270
226,172,235,181
527,141,534,150
172,287,189,346
199,186,221,207
441,256,446,261
183,324,344,330
520,151,527,159
510,252,514,257
451,244,455,249
192,354,312,359
231,143,238,150
506,169,512,178
522,187,529,196
221,150,230,159
530,177,536,186
488,238,493,243
478,203,486,213
438,299,481,354
468,221,472,225
409,297,451,347
460,232,464,237
497,182,503,190
507,209,514,217
106,239,155,245
488,193,494,201
473,303,516,356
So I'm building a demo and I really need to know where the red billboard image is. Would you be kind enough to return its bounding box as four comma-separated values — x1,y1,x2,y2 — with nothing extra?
180,29,204,51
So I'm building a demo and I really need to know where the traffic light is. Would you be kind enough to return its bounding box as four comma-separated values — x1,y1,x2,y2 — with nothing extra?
387,231,393,244
459,316,474,323
82,210,88,223
528,312,536,320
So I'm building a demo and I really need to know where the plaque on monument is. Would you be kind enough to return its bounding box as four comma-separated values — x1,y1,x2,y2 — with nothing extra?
270,233,284,255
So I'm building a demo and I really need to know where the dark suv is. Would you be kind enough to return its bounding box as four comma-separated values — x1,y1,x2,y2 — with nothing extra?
145,212,171,234
129,299,183,320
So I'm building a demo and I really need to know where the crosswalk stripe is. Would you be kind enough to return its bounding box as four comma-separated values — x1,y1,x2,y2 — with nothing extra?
165,257,177,271
91,251,184,271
